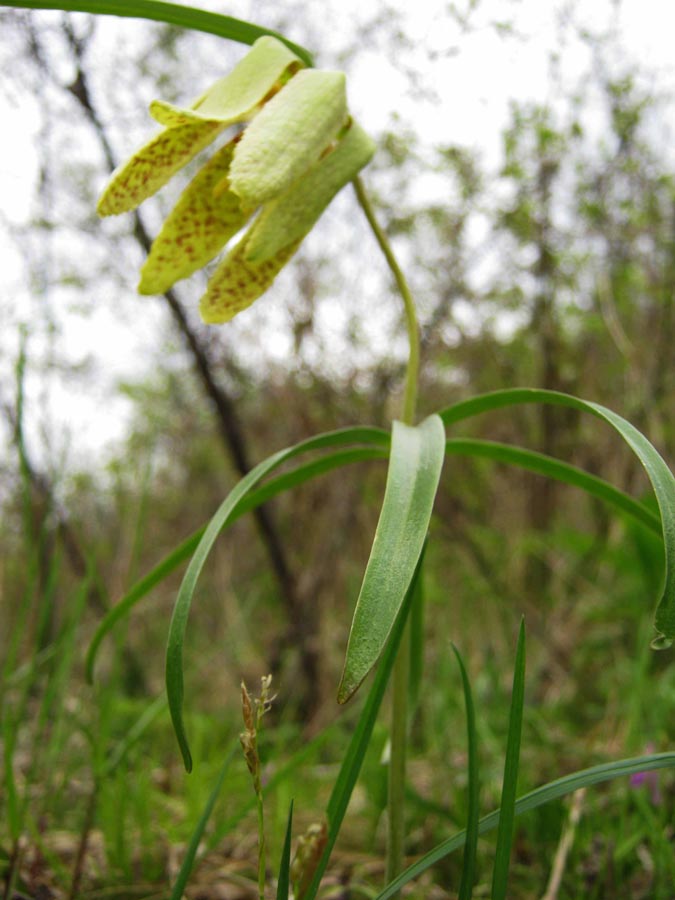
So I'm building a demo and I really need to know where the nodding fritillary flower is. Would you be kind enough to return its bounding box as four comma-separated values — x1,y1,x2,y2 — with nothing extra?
97,36,375,324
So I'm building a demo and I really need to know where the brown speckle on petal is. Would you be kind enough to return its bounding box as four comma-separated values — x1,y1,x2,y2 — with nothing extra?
199,236,301,324
97,120,226,216
138,139,249,295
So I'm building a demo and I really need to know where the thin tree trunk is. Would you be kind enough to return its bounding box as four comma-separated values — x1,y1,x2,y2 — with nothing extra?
33,17,321,709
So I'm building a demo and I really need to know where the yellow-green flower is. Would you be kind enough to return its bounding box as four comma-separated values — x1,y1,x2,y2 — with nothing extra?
97,36,375,324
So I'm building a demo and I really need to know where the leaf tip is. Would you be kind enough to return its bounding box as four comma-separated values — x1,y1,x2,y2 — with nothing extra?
176,723,193,772
651,633,673,651
85,631,103,685
336,677,356,705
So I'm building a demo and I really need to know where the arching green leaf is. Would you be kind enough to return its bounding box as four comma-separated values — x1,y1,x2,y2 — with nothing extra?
438,389,675,646
444,438,660,535
85,441,388,684
86,428,657,686
338,415,445,703
165,427,389,771
374,752,675,900
0,1,314,65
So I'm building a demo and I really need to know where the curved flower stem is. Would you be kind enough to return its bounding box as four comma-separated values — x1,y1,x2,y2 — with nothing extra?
353,174,421,893
352,175,420,427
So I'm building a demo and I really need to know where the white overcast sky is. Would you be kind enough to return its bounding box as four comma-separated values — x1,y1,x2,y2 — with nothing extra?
1,0,675,464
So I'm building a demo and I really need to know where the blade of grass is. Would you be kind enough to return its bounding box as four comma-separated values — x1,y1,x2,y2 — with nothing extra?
30,576,91,796
276,800,294,900
302,548,425,900
0,0,314,64
444,439,660,535
169,743,238,900
408,567,424,717
451,645,479,900
85,525,203,683
373,751,675,900
5,645,59,687
491,619,525,900
99,693,167,778
2,723,20,843
3,564,85,844
438,388,675,645
86,436,388,683
338,416,445,703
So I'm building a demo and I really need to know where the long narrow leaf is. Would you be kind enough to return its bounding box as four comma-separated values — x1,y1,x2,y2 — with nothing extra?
1,0,314,64
276,800,294,900
408,567,425,717
99,693,167,777
374,751,675,900
2,720,19,840
236,447,389,517
452,645,479,900
86,436,388,683
169,744,237,900
302,553,424,900
86,526,203,683
167,427,389,771
87,431,653,683
439,389,675,645
338,415,445,703
445,439,660,535
491,619,525,900
86,429,657,686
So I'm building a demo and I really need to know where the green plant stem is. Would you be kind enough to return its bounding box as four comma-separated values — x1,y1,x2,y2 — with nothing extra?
386,631,409,887
353,175,421,892
352,176,420,427
256,787,266,900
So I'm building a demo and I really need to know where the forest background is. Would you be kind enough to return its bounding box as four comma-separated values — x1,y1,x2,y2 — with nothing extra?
2,1,675,898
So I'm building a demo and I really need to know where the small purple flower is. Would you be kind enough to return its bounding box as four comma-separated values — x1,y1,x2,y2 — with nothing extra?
630,744,662,805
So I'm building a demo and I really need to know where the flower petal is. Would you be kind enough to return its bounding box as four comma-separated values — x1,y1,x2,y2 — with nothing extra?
150,36,303,127
138,138,248,295
199,236,302,324
97,119,225,216
229,69,348,207
98,37,304,218
244,121,376,263
198,122,375,324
